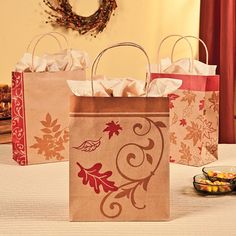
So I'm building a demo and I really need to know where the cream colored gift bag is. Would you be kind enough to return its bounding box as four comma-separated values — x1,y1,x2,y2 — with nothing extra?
12,32,87,165
69,43,171,221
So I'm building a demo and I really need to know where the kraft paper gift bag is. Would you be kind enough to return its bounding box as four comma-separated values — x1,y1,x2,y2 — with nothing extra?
68,42,177,221
151,35,219,167
12,32,88,165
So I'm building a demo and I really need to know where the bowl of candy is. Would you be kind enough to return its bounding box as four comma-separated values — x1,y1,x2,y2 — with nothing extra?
202,166,236,183
193,174,235,195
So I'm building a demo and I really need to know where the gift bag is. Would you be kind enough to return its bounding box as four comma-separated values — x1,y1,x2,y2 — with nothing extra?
12,32,88,165
69,42,171,221
151,35,219,167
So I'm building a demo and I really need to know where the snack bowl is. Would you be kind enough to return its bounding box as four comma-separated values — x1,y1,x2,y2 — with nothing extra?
202,166,236,183
193,174,235,195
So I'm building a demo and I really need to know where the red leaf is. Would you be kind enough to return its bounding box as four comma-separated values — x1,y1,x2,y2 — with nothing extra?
73,138,101,152
179,119,187,126
169,156,175,163
168,93,179,101
103,121,122,139
77,162,118,194
199,100,205,111
169,102,174,109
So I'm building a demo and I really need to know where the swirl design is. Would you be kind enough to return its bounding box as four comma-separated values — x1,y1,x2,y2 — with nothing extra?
100,117,166,218
12,72,28,165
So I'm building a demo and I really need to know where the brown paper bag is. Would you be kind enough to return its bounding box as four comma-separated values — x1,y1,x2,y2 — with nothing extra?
12,32,87,165
69,43,170,221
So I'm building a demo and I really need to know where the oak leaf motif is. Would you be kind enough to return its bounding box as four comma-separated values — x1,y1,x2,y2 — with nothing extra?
77,162,118,194
208,91,219,113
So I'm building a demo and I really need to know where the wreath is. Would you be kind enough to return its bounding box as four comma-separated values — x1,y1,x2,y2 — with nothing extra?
43,0,117,36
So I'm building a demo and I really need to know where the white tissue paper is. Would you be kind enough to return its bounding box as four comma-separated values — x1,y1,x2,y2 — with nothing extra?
14,49,89,72
151,57,217,75
67,77,182,97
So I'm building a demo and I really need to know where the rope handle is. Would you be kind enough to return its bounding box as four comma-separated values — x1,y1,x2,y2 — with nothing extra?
157,34,194,72
29,32,69,72
91,42,151,96
171,35,209,64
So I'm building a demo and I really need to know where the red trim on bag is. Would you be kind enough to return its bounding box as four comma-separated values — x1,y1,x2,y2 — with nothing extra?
151,73,219,91
12,72,28,165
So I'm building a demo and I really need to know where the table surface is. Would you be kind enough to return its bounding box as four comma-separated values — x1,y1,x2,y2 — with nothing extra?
0,144,236,236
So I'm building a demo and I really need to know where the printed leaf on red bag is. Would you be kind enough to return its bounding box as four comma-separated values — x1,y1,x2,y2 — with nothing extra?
77,162,118,194
168,93,179,101
103,121,122,139
181,91,196,105
179,118,187,126
73,138,101,152
199,100,205,111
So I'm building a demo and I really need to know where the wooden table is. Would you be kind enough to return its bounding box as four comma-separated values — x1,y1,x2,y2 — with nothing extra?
0,144,236,236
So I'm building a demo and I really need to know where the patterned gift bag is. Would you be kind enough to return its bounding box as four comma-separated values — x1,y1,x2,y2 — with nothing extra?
12,32,87,165
151,36,219,167
69,43,170,221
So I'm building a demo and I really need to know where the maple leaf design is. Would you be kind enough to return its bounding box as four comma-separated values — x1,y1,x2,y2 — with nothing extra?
199,100,205,111
201,119,216,139
181,91,196,105
184,121,202,146
73,137,101,152
179,118,187,126
208,91,219,113
77,162,118,194
168,93,179,109
103,121,122,139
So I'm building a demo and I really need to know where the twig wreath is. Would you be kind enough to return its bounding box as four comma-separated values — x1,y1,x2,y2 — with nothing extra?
43,0,117,36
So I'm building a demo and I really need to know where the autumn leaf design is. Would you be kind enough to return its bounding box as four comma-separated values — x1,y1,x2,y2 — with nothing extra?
179,142,192,162
73,138,101,152
181,91,196,105
171,112,178,125
200,119,216,139
103,121,122,139
170,132,177,144
199,99,205,111
30,113,69,160
168,93,179,109
184,121,202,146
77,162,118,194
179,118,187,126
208,91,219,113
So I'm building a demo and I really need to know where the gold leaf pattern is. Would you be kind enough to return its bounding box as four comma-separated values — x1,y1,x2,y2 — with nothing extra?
179,142,192,162
30,113,68,160
184,121,202,146
170,132,177,144
181,91,196,105
208,91,219,113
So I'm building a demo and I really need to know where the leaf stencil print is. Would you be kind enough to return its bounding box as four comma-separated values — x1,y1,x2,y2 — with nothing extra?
77,162,118,194
73,138,101,152
103,121,122,139
30,113,69,160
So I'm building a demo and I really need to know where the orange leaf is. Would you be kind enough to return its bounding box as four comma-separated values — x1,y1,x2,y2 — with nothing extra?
46,113,52,125
52,124,61,132
54,130,62,138
51,119,58,127
40,120,50,127
41,128,52,133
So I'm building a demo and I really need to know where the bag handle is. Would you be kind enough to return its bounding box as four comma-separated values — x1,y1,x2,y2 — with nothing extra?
29,32,69,72
157,34,194,72
91,42,151,96
171,35,209,65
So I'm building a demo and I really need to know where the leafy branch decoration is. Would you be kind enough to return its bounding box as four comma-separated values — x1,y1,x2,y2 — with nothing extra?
30,113,69,160
43,0,117,36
